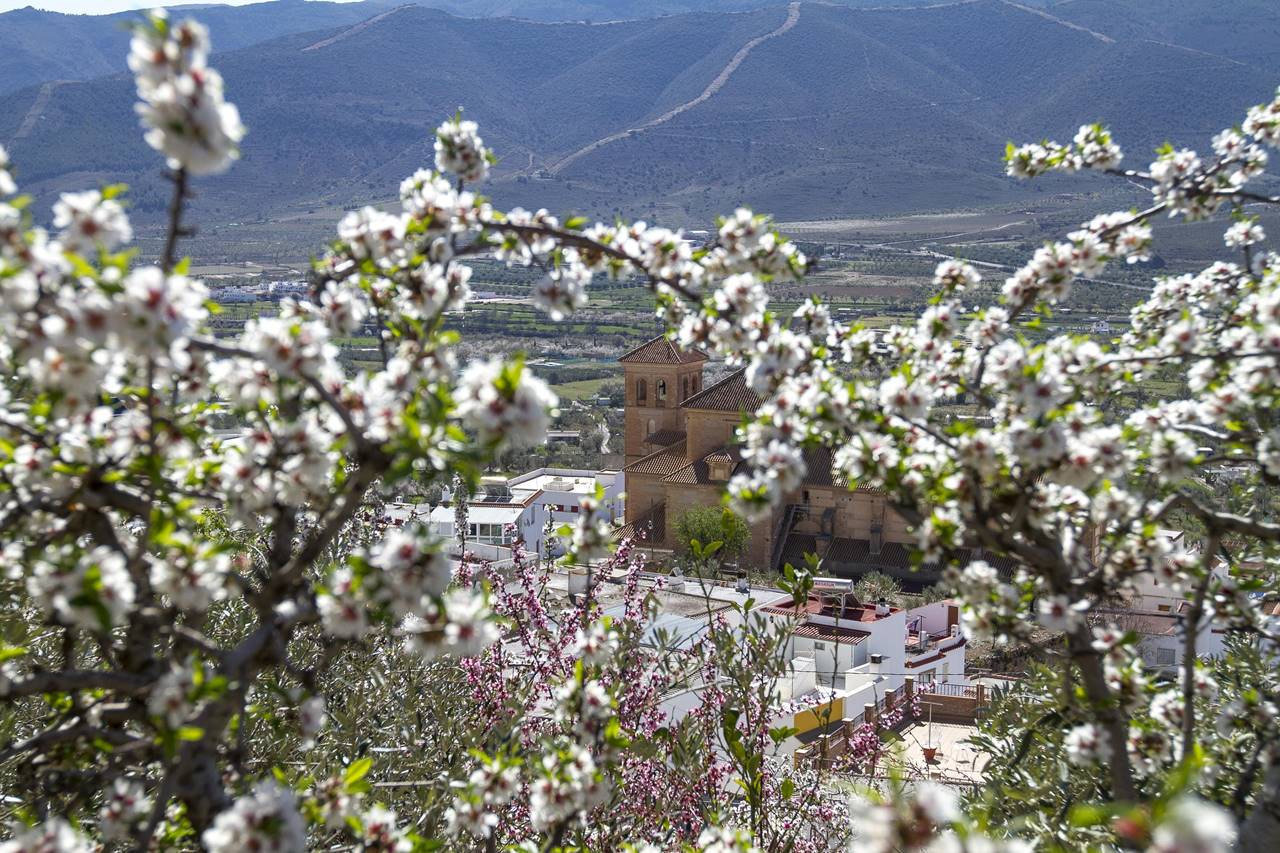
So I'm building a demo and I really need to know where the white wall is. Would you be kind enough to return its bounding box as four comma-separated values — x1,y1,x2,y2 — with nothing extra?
905,601,957,636
790,636,862,684
864,609,908,681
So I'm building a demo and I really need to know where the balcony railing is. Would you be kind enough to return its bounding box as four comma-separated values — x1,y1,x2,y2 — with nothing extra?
906,630,964,656
918,681,981,700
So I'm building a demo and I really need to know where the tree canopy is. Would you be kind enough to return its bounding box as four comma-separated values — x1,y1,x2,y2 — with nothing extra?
673,505,751,563
0,9,1278,853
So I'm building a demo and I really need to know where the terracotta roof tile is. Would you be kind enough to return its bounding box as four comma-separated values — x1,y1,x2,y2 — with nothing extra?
681,369,761,413
783,534,1019,581
762,592,899,622
643,429,686,447
613,502,666,543
793,623,870,643
824,537,914,569
663,446,747,485
800,446,850,489
619,336,708,365
623,441,688,476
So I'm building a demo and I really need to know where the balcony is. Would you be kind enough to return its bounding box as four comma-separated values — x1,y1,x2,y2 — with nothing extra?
906,629,964,657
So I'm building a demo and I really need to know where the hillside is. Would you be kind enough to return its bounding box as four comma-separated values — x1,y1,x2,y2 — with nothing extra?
2,0,1277,257
0,0,381,95
0,0,1060,95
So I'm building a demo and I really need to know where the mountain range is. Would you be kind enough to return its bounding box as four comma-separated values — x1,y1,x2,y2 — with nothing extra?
0,0,1065,96
2,0,1278,244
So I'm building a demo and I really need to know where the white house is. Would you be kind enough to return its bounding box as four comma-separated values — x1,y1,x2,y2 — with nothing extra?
1106,528,1230,672
764,585,967,730
411,468,624,561
543,574,971,754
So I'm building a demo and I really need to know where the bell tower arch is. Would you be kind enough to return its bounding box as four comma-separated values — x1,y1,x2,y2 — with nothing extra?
619,336,707,466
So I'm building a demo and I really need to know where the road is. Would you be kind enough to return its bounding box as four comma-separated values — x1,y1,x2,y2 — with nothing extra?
302,5,412,52
12,80,69,141
547,1,801,175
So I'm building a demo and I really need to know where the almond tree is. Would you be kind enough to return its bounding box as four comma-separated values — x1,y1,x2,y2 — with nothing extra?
0,11,818,852
0,8,1277,853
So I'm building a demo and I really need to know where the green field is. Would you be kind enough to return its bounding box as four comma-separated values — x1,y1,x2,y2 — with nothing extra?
550,377,612,401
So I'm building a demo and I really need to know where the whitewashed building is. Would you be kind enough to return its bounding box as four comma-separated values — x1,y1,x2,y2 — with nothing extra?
405,468,624,561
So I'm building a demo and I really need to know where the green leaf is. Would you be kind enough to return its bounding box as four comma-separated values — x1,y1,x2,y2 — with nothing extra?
177,726,205,741
344,757,374,786
1067,802,1124,827
768,726,797,744
0,646,27,663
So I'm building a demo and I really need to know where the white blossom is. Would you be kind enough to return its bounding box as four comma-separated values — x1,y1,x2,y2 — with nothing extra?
454,357,557,447
99,778,150,842
1064,723,1109,765
435,115,491,183
1147,796,1236,853
28,546,135,631
0,819,93,853
0,144,15,195
1224,219,1265,248
147,661,196,729
52,190,132,254
532,250,591,320
135,64,244,175
202,781,305,853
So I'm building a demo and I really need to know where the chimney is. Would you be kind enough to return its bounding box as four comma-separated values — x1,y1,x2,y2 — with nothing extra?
875,597,890,617
869,522,883,556
868,653,883,676
670,565,687,593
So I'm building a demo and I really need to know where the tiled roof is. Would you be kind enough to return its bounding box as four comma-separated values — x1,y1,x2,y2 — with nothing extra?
786,534,1019,580
779,533,825,569
825,537,914,569
643,429,686,447
623,441,688,477
613,502,666,543
681,369,761,413
800,446,851,489
793,623,870,643
619,336,708,365
663,446,747,485
762,593,899,622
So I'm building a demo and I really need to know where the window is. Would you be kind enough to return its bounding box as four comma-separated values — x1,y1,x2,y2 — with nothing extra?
1156,647,1176,667
636,379,647,403
1157,604,1171,612
918,669,936,685
682,376,689,401
465,523,513,545
647,418,656,437
693,375,700,392
813,642,827,651
656,379,667,402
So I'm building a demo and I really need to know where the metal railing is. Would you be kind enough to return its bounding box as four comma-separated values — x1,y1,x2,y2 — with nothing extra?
919,681,982,700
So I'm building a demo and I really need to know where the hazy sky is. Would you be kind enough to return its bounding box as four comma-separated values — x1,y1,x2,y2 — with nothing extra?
0,0,359,14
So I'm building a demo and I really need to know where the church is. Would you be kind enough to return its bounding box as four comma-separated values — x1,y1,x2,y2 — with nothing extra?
615,336,1009,586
